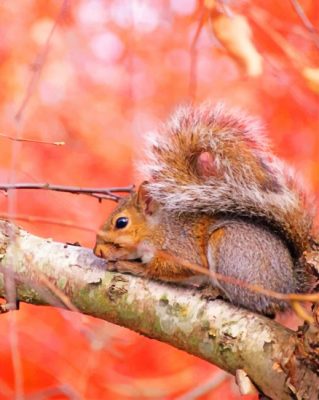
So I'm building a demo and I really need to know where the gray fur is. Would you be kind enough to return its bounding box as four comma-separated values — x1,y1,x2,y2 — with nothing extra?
208,219,296,314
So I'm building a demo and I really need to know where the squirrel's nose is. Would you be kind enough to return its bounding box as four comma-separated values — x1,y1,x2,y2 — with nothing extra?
94,244,105,258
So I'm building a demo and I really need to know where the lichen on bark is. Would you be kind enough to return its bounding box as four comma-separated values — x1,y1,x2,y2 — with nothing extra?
0,220,318,399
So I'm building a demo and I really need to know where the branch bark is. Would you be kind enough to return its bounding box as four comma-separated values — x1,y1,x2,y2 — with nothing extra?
0,220,318,399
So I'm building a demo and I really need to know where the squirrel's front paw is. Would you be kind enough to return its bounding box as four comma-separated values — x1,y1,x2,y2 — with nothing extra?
109,260,147,277
105,261,118,272
199,285,222,301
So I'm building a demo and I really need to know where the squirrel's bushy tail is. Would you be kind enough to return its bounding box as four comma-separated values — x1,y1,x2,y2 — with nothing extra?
140,103,314,257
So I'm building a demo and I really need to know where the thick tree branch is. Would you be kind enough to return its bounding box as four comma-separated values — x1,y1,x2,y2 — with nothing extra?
0,220,318,399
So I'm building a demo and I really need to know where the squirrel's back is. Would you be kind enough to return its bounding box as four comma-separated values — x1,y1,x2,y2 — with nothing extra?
140,103,314,258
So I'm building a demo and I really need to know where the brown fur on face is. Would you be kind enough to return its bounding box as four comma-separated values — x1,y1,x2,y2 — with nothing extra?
94,194,148,261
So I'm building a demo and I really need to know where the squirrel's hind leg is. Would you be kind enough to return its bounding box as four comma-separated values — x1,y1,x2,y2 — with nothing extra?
207,220,296,315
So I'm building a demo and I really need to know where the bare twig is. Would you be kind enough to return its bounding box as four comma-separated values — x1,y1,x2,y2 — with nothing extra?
289,0,319,33
235,369,258,395
188,6,207,100
25,384,81,400
95,240,318,321
249,6,313,72
289,0,319,49
0,133,65,146
38,273,79,312
7,3,68,395
155,249,319,306
98,236,319,304
0,213,96,233
14,0,69,123
0,183,134,202
176,371,230,400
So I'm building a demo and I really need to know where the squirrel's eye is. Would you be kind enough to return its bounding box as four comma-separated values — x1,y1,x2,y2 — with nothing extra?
115,217,129,229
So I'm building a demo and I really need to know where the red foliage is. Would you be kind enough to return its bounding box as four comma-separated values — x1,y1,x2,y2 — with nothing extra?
0,1,318,398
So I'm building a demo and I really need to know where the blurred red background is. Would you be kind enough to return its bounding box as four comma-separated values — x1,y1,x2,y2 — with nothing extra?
0,1,318,399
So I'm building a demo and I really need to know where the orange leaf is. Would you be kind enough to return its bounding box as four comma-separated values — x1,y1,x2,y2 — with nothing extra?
209,12,263,77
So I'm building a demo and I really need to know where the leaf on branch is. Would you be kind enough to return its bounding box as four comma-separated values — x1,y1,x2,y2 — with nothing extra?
302,67,319,94
208,9,263,77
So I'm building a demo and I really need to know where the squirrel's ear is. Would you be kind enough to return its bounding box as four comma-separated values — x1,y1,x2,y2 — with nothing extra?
136,181,159,216
196,151,217,177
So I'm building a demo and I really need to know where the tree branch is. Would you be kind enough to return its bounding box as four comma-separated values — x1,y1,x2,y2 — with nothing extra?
0,183,134,202
14,0,69,123
0,220,318,399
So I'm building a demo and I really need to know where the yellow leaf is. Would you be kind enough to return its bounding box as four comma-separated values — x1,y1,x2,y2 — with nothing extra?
204,0,216,9
302,67,319,94
210,13,263,77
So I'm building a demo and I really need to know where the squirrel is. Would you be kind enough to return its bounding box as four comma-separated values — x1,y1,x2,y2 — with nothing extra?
94,103,316,316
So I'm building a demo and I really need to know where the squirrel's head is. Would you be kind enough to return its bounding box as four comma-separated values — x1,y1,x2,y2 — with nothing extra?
94,182,159,262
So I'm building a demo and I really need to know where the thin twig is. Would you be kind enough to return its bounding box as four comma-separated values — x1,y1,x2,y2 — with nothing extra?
176,371,229,400
38,273,79,312
0,213,96,233
25,384,81,400
0,183,134,202
14,0,69,122
94,239,319,311
188,6,207,101
289,0,319,33
249,7,307,68
289,0,319,49
7,3,68,396
0,133,65,146
155,249,319,305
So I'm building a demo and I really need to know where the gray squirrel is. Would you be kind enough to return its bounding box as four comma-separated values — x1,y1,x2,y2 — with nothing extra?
94,103,315,315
